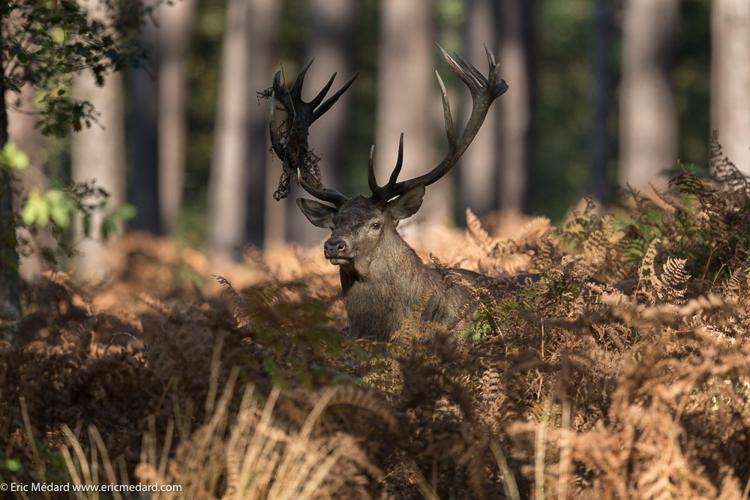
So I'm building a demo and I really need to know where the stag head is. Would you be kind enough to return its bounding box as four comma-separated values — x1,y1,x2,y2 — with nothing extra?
269,46,508,272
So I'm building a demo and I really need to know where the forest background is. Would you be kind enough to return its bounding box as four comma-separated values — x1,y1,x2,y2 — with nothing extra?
5,0,741,279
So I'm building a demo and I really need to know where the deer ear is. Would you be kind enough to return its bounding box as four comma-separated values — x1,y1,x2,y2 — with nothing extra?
296,198,336,228
386,184,426,221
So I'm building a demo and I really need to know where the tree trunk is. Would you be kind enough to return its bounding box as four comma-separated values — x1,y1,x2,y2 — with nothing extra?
158,0,196,233
619,0,680,189
71,70,126,282
497,0,531,213
711,0,750,174
245,0,281,247
459,0,498,219
589,0,614,202
8,84,49,281
127,22,161,235
376,0,450,228
208,0,248,257
287,0,354,246
0,70,22,324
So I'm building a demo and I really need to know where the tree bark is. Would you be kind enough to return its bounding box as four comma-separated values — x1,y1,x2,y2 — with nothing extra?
208,0,248,257
8,84,49,281
127,21,161,235
458,0,498,218
71,69,126,283
287,0,354,246
619,0,680,189
711,0,750,174
158,0,196,233
245,0,281,247
0,65,22,324
497,0,531,213
376,0,450,228
589,0,614,202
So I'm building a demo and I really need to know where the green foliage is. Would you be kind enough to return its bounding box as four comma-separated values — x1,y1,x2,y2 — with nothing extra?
22,186,134,241
0,142,29,170
101,203,136,240
2,0,152,135
22,188,75,228
2,456,22,473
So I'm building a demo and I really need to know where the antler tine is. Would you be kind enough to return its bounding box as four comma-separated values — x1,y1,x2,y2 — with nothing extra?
367,145,379,193
290,60,314,99
386,133,404,188
435,70,457,149
484,44,496,71
309,72,337,109
268,62,353,207
368,134,406,202
312,72,358,123
370,46,508,201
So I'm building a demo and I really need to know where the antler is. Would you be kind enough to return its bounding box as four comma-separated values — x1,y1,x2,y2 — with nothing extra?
368,45,508,203
269,61,357,206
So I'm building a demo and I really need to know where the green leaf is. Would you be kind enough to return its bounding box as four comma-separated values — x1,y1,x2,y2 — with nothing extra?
0,142,30,170
100,203,136,240
22,192,49,227
45,189,75,228
3,458,22,472
101,217,117,241
50,26,66,45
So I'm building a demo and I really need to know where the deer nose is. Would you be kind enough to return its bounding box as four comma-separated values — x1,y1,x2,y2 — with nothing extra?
324,238,347,257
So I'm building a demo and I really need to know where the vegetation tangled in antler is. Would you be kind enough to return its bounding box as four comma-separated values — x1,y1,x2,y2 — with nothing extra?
1,143,750,498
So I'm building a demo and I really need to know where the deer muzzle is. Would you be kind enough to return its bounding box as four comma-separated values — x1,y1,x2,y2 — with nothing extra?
324,237,351,263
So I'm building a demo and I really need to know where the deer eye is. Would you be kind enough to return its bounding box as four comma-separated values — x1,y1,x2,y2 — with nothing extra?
370,222,382,231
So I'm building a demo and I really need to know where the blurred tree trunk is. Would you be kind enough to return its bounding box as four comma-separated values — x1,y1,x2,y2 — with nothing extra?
158,0,196,233
496,0,531,213
246,0,280,247
711,0,750,174
589,0,614,202
208,0,248,258
619,0,680,190
71,70,126,282
376,0,450,228
459,0,498,218
287,0,354,246
128,22,161,235
0,64,22,325
8,85,49,281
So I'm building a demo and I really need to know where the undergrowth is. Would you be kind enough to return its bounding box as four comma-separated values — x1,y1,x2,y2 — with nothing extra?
1,141,750,498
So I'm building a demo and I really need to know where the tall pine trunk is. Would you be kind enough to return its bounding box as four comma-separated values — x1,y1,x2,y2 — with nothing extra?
497,0,531,213
8,85,49,280
0,57,22,325
208,0,249,257
711,0,750,174
459,0,498,218
158,0,196,233
589,0,614,202
128,21,161,235
246,0,281,247
619,0,680,189
71,69,126,282
376,0,450,228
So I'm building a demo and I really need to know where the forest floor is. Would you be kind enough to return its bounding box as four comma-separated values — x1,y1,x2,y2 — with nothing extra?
1,165,750,499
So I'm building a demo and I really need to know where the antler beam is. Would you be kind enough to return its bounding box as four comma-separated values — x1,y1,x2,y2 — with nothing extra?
368,45,508,203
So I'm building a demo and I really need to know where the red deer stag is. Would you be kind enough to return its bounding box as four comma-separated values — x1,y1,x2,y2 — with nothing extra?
268,47,508,340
